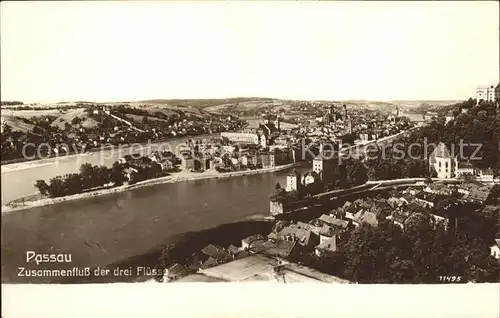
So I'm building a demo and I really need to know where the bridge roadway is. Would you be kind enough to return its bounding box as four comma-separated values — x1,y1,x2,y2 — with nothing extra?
339,126,421,158
276,178,462,216
314,177,460,200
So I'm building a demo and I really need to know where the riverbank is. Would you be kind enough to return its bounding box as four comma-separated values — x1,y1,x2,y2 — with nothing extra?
1,162,302,213
0,133,221,173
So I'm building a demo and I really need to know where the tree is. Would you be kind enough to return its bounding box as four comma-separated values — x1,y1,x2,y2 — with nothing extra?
342,223,400,283
2,124,12,134
275,182,282,190
79,163,95,176
71,117,82,125
110,162,126,186
34,180,49,196
486,184,500,205
389,258,416,283
459,173,475,183
47,176,66,197
342,158,368,187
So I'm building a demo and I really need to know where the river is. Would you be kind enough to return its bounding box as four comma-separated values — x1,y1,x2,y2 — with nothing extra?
1,152,310,282
1,134,219,203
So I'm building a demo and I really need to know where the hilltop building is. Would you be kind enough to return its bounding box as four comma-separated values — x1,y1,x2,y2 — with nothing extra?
475,83,500,105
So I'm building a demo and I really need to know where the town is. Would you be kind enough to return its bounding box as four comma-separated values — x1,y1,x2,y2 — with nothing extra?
104,85,499,284
4,97,419,206
2,84,500,285
2,3,499,317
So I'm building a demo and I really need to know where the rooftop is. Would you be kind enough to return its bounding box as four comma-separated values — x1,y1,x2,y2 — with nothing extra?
458,161,474,169
353,210,378,226
318,214,349,229
430,142,453,159
319,224,341,237
316,237,337,252
242,234,265,245
278,226,315,246
480,168,494,175
167,263,190,276
495,239,500,248
201,244,232,261
174,273,229,282
466,190,490,202
197,254,350,283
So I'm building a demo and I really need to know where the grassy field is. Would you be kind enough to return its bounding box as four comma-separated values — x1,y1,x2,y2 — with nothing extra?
1,115,36,133
1,109,64,118
123,113,171,125
50,108,98,130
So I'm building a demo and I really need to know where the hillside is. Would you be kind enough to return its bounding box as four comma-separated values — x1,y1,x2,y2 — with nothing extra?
50,108,99,130
134,98,461,115
137,97,274,108
129,103,216,118
135,98,281,115
1,115,35,133
1,98,464,121
391,100,463,114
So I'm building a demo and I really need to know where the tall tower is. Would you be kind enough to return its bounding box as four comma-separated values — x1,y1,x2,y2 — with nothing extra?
286,170,301,192
274,115,280,131
323,113,331,126
343,104,348,120
396,105,399,117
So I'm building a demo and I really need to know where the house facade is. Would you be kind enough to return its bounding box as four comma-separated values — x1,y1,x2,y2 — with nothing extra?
286,170,301,192
429,142,456,179
475,83,500,105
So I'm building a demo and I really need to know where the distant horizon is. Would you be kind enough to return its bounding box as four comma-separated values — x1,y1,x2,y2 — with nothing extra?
2,2,498,102
0,96,468,105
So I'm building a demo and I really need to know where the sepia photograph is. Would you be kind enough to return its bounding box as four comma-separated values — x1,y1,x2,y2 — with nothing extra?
1,1,499,317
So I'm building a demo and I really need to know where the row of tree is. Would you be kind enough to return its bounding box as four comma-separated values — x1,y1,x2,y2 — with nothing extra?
33,159,168,197
34,163,113,197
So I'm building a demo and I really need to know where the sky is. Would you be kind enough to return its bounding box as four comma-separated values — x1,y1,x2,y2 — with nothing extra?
1,1,499,103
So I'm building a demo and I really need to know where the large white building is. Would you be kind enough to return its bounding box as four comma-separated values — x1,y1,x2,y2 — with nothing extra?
429,142,456,179
220,132,260,145
475,83,500,105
